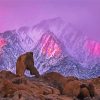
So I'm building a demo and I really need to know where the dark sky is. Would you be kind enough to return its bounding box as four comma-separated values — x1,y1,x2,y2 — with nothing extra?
0,0,100,41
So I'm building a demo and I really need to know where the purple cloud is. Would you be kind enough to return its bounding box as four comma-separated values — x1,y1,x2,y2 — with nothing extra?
0,0,100,41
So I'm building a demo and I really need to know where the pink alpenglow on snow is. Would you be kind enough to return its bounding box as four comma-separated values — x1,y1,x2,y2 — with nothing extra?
41,33,61,58
85,40,100,56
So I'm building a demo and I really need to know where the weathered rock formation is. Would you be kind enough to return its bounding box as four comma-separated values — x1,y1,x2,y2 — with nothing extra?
0,70,99,100
16,52,40,77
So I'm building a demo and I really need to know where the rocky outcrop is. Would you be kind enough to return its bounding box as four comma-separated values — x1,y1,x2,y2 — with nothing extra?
0,71,99,100
41,72,98,99
77,83,94,100
0,71,71,100
16,52,40,77
42,72,80,96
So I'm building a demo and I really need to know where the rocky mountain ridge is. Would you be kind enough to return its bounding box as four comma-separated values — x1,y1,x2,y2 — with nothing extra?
0,18,100,79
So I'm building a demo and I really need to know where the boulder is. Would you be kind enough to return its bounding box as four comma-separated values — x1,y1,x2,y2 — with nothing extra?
62,80,80,97
16,52,40,77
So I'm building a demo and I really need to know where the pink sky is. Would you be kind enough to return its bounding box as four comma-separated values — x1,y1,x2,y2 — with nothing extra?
0,0,100,42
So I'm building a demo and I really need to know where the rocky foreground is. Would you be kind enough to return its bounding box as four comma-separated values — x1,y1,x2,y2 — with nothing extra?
0,70,100,100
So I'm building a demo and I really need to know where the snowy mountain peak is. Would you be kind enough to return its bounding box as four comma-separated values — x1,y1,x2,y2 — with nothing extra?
36,31,63,58
0,17,100,78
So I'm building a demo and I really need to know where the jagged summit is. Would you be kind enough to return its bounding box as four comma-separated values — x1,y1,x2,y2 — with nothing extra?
33,31,65,74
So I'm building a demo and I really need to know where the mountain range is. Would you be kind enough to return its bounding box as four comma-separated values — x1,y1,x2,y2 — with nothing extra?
0,17,100,79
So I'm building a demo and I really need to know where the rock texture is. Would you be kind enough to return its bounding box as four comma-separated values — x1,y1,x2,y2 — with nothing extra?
16,52,40,77
0,71,99,100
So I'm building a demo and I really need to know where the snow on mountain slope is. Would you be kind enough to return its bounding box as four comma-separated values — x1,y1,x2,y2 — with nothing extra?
0,17,100,79
29,17,99,68
0,30,24,72
33,31,65,74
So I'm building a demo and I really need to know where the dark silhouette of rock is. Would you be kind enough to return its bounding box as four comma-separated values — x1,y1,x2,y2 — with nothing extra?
16,52,40,77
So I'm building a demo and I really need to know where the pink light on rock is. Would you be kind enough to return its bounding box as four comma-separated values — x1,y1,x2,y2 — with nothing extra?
0,38,6,47
85,40,100,56
0,38,7,54
41,33,61,58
